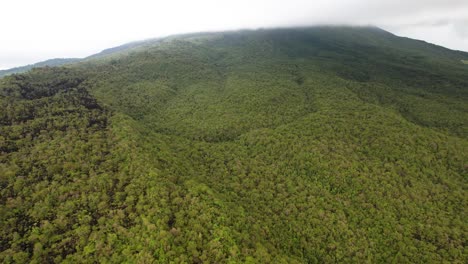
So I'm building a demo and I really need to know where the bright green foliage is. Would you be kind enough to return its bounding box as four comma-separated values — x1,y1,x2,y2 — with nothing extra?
1,27,467,263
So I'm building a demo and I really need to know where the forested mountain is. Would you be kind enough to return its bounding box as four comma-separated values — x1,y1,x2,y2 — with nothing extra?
0,40,159,78
0,59,81,78
0,26,467,263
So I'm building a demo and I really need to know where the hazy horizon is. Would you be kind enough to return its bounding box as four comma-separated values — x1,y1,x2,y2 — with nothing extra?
1,0,467,70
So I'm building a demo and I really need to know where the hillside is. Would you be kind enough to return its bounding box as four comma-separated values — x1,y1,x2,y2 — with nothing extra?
0,26,467,263
0,40,158,78
0,58,81,78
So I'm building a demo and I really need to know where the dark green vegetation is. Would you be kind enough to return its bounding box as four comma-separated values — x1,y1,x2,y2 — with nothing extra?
0,59,81,78
1,27,467,263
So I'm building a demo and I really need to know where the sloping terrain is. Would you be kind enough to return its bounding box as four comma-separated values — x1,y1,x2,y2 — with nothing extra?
0,59,81,78
0,27,467,263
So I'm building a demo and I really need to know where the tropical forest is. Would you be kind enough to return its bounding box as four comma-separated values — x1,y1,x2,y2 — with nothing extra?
0,26,467,263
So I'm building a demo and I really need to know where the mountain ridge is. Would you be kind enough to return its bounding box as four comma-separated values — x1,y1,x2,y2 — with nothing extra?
2,26,468,78
0,58,80,78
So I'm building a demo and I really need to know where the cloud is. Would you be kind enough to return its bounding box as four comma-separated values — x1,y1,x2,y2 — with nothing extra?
0,0,467,69
453,19,468,38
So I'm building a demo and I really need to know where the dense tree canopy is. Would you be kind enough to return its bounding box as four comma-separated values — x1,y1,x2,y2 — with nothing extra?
0,27,467,263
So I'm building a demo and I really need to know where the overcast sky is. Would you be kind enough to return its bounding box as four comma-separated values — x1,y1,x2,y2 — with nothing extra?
1,0,467,70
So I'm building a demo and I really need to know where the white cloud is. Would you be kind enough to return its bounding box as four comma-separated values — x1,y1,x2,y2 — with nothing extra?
0,0,467,69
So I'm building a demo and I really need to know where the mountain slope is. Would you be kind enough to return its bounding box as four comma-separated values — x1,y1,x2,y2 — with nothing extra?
0,58,81,78
0,40,160,79
0,26,467,263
